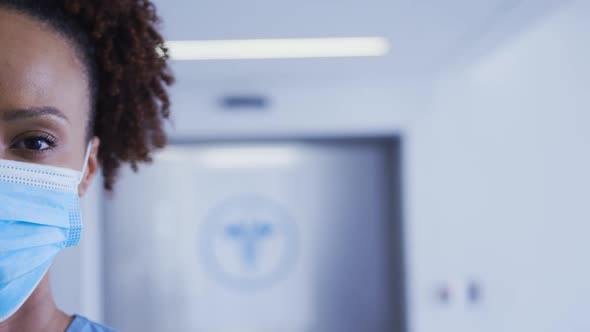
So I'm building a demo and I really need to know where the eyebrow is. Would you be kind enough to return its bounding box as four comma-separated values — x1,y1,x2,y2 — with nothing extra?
2,106,69,123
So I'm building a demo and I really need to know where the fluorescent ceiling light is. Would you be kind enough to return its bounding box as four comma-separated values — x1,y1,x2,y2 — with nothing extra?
166,37,390,60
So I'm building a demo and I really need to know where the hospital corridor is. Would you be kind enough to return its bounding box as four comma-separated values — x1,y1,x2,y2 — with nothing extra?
1,0,586,331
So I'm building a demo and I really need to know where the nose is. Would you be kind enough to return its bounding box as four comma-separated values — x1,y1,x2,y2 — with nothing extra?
0,144,7,160
0,142,18,162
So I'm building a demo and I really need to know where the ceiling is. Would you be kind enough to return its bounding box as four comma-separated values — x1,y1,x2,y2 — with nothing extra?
151,0,559,87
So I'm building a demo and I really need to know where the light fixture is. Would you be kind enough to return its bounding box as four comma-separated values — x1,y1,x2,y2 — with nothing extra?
166,37,391,61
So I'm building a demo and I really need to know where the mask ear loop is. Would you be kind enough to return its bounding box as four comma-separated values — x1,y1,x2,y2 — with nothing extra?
78,142,93,185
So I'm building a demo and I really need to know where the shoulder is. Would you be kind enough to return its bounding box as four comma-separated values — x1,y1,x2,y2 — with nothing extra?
66,315,119,332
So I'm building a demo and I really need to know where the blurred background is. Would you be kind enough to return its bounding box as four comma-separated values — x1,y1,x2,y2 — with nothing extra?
50,0,590,331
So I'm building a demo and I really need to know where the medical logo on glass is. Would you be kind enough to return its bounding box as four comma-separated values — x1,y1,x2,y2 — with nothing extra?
200,195,299,290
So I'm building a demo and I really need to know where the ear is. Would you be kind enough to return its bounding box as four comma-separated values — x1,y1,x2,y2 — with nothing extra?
78,137,101,197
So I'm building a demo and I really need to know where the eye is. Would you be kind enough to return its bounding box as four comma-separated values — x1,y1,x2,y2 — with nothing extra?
11,133,58,152
22,137,51,150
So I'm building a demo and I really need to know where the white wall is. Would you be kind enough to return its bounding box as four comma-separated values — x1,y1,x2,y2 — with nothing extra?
167,77,427,141
406,1,590,331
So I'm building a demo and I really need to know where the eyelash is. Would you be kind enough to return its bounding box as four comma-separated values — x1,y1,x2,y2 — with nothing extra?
11,132,59,154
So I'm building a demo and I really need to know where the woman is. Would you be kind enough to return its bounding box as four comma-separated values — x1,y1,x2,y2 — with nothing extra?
0,1,173,331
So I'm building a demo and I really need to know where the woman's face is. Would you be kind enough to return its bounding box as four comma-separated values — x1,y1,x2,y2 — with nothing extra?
0,9,98,194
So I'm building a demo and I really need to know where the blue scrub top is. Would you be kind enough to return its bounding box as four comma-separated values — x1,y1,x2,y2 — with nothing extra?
66,315,118,332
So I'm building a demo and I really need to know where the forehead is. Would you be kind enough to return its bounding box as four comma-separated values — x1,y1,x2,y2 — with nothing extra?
0,8,89,119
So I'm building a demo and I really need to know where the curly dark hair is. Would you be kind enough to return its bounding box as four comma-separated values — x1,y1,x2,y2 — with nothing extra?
0,0,174,190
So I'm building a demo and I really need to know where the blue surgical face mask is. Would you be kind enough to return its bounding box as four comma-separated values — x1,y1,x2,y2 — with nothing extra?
0,145,91,322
